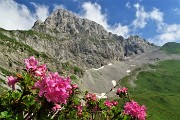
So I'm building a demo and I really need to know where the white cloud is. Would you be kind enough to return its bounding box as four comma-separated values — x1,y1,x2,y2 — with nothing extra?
82,2,109,29
31,2,49,22
81,2,129,37
132,3,164,30
150,8,163,22
133,3,149,29
150,24,180,45
132,3,180,45
110,24,129,37
0,0,49,30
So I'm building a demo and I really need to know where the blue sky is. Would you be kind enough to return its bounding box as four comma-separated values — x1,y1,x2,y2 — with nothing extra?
0,0,180,45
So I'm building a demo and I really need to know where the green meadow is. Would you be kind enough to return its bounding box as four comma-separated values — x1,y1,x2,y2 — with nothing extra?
120,60,180,120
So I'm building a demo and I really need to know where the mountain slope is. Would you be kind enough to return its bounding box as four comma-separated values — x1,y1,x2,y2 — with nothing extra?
120,60,180,120
161,42,180,54
0,8,155,92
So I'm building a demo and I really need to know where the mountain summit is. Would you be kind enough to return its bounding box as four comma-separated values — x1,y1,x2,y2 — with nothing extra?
31,8,154,68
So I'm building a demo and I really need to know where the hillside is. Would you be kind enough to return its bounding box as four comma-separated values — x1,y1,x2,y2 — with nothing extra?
120,60,180,120
161,42,180,54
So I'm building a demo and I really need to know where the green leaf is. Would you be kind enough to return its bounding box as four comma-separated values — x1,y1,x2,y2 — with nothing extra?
0,111,12,118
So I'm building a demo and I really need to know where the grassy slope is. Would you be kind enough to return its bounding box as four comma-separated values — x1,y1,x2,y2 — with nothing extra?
0,29,83,87
120,60,180,120
161,42,180,54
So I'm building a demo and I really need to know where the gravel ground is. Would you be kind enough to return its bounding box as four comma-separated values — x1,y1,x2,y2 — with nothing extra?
79,47,180,95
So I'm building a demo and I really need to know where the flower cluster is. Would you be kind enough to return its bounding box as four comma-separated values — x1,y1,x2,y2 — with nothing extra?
24,56,47,77
7,76,18,90
74,103,83,117
116,87,128,95
24,56,39,71
5,56,148,120
52,104,61,112
24,56,72,105
104,100,118,108
85,93,97,102
124,100,147,120
34,72,72,104
72,84,78,90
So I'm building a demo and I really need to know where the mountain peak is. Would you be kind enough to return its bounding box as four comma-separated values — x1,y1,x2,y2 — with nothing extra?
32,8,109,37
31,8,154,68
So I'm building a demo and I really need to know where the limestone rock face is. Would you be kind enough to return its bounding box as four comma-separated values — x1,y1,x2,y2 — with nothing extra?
31,8,154,68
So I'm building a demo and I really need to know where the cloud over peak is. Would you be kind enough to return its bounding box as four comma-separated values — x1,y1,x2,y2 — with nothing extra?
150,24,180,45
132,3,164,30
81,2,129,37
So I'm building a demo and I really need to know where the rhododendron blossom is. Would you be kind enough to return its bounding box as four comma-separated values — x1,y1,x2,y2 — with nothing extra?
117,87,128,95
72,84,78,89
124,100,147,120
34,72,72,104
24,56,38,71
85,93,97,102
7,76,18,90
5,56,148,119
74,103,83,117
34,64,47,77
104,100,118,108
111,101,118,106
52,104,61,112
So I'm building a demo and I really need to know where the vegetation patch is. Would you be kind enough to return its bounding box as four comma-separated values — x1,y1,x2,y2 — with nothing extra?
18,30,56,40
0,66,14,76
62,62,84,76
161,42,180,54
119,60,180,120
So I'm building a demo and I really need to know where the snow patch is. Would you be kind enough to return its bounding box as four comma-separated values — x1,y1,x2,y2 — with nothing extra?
108,63,112,66
126,70,131,73
130,64,136,67
111,80,116,87
95,93,107,99
92,66,104,70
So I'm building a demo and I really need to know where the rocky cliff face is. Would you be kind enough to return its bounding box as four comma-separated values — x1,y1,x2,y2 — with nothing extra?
0,8,154,85
30,8,154,68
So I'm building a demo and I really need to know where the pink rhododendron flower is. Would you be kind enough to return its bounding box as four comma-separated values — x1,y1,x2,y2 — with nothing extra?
124,100,147,120
104,100,113,108
104,100,118,108
112,101,118,106
7,76,18,90
117,87,128,95
52,104,61,112
72,84,78,89
24,56,38,71
35,64,47,77
34,72,72,104
85,93,97,102
74,103,83,117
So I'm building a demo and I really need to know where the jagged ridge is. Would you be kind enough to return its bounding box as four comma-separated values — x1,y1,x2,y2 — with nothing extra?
31,8,154,68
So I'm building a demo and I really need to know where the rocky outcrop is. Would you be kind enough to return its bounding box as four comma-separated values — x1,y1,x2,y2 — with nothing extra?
124,35,154,56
